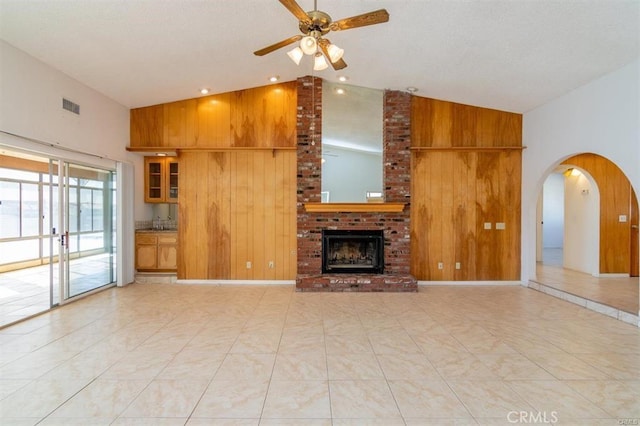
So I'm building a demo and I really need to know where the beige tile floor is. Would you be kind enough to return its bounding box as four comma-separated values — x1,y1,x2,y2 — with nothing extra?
534,263,639,315
0,254,115,327
0,283,639,425
538,248,639,315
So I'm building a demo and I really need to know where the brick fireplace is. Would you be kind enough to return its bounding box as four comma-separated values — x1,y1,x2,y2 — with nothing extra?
295,76,417,292
322,229,385,274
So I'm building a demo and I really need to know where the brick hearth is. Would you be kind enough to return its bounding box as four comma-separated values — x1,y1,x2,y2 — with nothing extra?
297,274,417,292
295,76,417,292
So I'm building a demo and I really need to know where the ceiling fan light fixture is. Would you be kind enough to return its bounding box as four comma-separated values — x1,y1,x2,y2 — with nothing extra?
253,2,390,73
313,52,329,71
327,43,344,63
300,35,318,55
287,47,304,65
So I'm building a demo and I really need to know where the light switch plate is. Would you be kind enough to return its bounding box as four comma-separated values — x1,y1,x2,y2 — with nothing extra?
484,222,492,230
496,222,506,230
619,215,627,223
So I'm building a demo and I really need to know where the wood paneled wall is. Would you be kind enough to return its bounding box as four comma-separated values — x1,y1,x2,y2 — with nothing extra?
563,153,635,274
412,97,522,148
631,189,639,277
133,83,525,282
410,97,522,281
178,150,297,280
130,82,297,148
131,82,299,280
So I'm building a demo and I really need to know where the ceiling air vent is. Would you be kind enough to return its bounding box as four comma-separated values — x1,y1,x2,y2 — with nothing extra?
62,98,80,115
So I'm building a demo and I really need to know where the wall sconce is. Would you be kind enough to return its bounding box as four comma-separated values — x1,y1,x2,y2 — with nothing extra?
564,168,582,177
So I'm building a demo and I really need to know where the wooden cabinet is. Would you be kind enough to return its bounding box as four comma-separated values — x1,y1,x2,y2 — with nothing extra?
135,231,177,271
157,234,178,270
135,233,158,270
144,157,178,203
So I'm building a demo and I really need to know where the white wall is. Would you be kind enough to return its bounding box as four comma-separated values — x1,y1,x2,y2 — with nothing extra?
522,60,639,307
0,40,149,221
542,173,564,248
563,170,599,275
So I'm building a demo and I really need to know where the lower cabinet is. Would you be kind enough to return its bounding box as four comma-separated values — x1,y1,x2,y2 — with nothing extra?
135,231,177,271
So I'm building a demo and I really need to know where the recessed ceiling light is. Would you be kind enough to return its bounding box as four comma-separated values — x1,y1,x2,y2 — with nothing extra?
200,88,210,95
269,75,280,82
337,75,348,82
406,87,418,93
335,88,346,95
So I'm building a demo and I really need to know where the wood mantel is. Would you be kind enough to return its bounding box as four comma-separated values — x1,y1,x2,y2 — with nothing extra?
303,202,406,213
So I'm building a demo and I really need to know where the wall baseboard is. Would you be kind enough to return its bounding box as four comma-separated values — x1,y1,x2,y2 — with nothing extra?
592,273,630,278
418,280,522,286
175,280,296,285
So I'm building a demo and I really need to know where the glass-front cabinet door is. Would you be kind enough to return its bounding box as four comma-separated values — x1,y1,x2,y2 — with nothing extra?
144,158,164,202
167,159,178,202
144,156,178,203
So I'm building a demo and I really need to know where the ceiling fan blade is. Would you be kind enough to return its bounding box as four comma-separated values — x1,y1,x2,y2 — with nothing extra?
330,57,347,70
318,39,348,70
330,9,389,31
279,0,311,24
253,35,302,56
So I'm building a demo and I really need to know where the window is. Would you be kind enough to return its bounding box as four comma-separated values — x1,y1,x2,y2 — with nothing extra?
0,166,112,266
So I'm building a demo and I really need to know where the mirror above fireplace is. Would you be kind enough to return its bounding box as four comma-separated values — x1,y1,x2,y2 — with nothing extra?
321,81,383,203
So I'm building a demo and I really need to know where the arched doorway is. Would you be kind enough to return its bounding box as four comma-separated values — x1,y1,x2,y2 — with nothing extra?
530,153,639,318
537,166,600,274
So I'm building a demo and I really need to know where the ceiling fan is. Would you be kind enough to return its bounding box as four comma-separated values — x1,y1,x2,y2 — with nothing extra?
254,0,389,71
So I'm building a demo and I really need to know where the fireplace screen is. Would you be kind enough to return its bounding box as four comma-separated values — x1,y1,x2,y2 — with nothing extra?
322,230,384,274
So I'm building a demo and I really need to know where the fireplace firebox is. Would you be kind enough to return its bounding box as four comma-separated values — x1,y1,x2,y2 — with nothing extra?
322,230,384,274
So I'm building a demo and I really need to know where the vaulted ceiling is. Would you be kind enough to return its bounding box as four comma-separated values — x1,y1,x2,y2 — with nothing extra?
0,0,638,113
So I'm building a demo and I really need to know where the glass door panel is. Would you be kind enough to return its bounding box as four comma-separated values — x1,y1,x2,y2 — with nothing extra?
50,160,116,302
49,159,66,304
67,163,116,298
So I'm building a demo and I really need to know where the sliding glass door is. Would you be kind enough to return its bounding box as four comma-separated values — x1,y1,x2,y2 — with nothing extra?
0,147,117,326
50,160,116,302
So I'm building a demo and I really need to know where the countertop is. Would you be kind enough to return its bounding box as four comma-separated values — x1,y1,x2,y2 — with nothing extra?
136,228,178,233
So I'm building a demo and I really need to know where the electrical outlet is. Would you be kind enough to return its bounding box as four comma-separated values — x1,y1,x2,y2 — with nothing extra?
484,222,492,230
455,262,461,270
496,222,506,230
246,261,252,269
268,261,274,269
438,262,444,270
